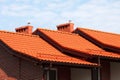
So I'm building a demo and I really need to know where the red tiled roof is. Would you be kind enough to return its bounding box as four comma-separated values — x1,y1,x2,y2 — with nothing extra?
0,30,96,66
77,28,120,49
86,49,120,59
36,28,120,59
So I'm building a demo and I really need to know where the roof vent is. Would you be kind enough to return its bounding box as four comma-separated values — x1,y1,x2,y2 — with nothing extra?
57,21,74,32
15,22,33,34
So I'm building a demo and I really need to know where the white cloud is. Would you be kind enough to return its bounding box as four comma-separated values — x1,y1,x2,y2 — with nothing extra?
60,0,120,33
0,0,5,2
15,0,28,2
1,4,39,16
0,0,120,33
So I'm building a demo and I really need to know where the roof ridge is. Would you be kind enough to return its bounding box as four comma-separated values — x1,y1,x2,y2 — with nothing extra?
37,28,79,36
0,30,39,38
77,27,120,36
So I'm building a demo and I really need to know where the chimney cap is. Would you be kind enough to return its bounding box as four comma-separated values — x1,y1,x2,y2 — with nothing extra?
57,22,74,28
15,23,33,34
27,22,31,25
69,20,72,23
56,21,74,32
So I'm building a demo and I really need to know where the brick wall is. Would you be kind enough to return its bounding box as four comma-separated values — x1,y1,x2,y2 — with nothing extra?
20,59,43,80
0,45,19,80
0,45,43,80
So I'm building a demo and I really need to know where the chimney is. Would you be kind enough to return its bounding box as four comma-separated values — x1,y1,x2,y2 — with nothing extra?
57,21,74,32
15,23,33,34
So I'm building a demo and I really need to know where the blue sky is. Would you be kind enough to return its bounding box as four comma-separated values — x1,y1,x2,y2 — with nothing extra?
0,0,120,34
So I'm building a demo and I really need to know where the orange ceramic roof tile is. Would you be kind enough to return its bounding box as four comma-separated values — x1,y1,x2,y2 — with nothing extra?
86,49,120,59
37,28,103,51
37,28,120,59
0,30,96,66
77,28,120,49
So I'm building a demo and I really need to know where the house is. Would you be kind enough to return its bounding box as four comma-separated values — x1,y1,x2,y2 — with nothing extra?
0,25,97,80
34,22,120,80
0,22,120,80
74,28,120,80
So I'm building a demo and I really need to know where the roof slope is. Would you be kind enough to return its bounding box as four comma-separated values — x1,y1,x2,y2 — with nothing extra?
36,28,120,59
76,28,120,50
0,30,96,66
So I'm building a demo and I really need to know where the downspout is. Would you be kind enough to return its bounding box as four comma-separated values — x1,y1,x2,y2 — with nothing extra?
91,56,101,80
98,57,101,80
19,58,22,79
